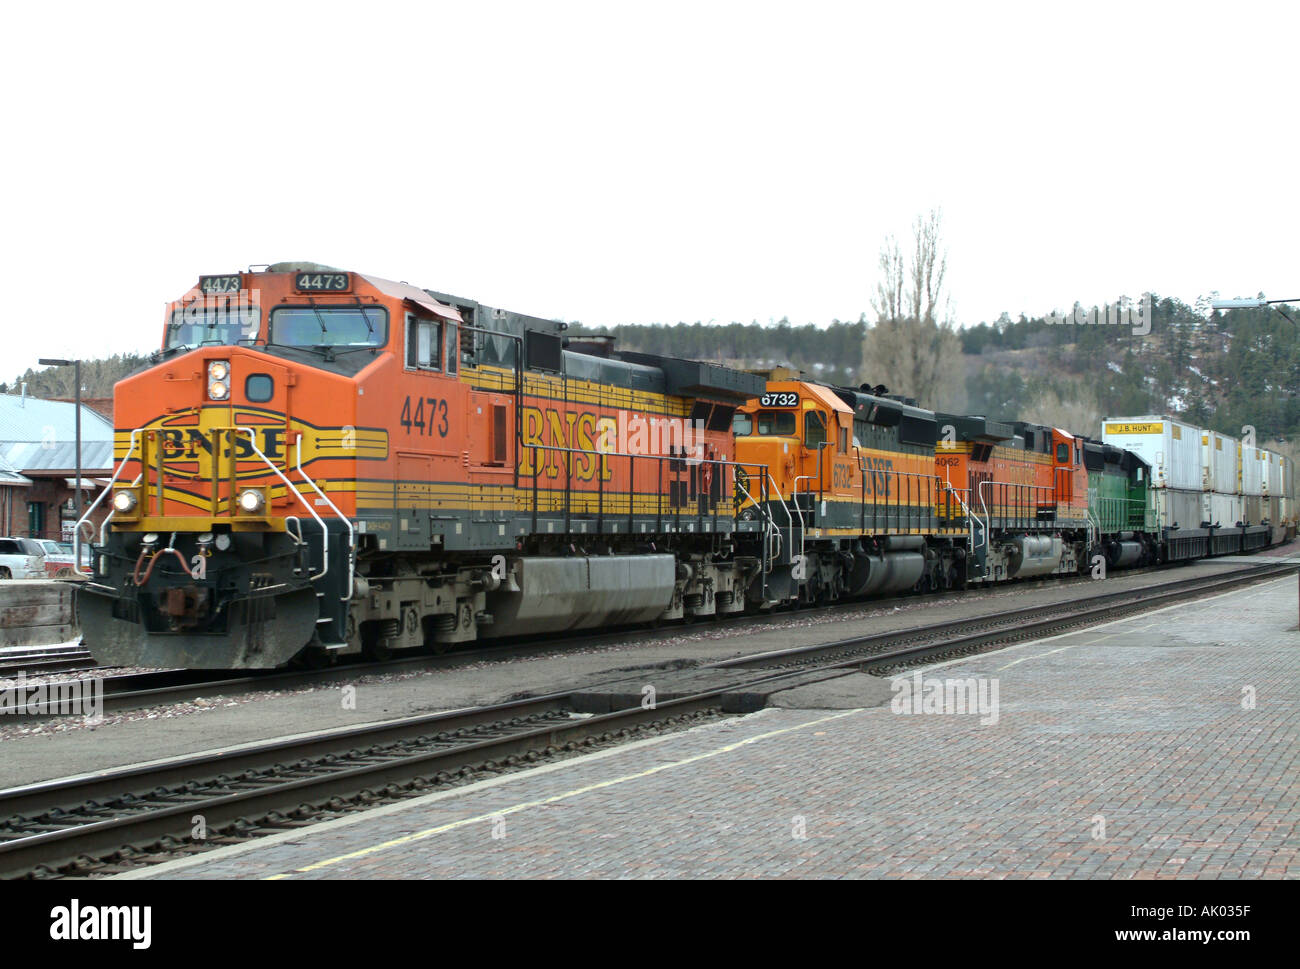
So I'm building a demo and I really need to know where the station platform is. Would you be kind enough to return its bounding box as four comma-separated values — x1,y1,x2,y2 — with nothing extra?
126,574,1299,880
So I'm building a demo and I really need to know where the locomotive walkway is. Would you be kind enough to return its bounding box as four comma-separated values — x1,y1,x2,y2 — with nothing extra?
126,572,1299,879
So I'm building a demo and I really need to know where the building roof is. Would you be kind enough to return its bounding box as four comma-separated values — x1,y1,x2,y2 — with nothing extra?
0,451,32,488
0,393,114,473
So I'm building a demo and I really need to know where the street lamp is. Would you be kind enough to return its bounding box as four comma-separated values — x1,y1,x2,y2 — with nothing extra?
1210,297,1299,325
37,357,82,525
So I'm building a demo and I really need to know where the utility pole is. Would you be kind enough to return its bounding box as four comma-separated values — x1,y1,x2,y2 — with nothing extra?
37,357,83,532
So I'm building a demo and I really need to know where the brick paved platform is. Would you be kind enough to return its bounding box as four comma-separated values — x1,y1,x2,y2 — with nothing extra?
127,575,1299,880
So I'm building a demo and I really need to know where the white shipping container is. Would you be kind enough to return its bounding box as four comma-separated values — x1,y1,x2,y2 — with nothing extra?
1263,450,1284,496
1201,430,1237,493
1102,416,1202,490
1152,487,1204,531
1202,492,1242,528
1240,443,1264,497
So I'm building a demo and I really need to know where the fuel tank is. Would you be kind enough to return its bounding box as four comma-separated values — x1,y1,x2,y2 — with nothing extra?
1006,535,1063,579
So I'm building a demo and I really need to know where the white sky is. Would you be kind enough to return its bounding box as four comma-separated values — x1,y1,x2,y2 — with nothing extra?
3,0,1297,377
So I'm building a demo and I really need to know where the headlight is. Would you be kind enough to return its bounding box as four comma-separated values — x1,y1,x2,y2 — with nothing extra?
112,490,138,513
237,489,266,514
208,360,231,400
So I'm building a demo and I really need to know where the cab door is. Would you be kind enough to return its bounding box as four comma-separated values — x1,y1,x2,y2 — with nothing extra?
1052,430,1074,508
396,310,463,547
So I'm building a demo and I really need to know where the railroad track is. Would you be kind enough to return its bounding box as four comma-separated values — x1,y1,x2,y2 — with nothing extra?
0,560,1290,880
3,556,1246,721
0,647,96,677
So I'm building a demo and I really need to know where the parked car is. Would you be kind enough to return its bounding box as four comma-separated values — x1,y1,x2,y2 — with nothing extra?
36,539,85,577
0,537,46,579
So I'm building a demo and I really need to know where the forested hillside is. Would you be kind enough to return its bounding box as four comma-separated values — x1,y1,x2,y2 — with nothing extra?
568,297,1299,458
4,301,1295,459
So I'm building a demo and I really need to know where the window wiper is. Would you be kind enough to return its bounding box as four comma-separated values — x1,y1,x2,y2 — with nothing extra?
308,298,330,340
262,341,330,359
353,297,375,337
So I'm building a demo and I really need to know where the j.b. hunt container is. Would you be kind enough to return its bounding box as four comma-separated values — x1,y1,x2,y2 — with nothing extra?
1102,417,1202,491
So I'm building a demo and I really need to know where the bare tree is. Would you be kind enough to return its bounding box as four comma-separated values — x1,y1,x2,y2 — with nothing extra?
862,208,963,412
1020,380,1102,436
909,209,948,325
871,235,905,323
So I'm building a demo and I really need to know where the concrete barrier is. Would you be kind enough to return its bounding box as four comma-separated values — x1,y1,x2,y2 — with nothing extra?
0,580,78,648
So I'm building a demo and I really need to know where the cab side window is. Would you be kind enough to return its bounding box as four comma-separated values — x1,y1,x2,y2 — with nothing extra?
444,322,458,376
805,410,827,448
406,314,442,370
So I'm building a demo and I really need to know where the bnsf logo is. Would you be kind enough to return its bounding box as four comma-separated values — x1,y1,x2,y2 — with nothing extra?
862,456,894,496
158,427,288,461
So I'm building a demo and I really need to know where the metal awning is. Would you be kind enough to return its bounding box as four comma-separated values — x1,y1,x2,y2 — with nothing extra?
359,274,464,322
406,296,464,322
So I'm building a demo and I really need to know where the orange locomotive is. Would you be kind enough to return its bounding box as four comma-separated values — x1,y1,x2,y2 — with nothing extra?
931,416,1090,580
729,379,1095,602
77,264,768,669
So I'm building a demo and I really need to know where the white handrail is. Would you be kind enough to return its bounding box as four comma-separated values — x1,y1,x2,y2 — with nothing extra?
295,433,355,601
732,471,781,571
942,481,985,551
72,430,142,578
236,428,330,583
769,470,800,577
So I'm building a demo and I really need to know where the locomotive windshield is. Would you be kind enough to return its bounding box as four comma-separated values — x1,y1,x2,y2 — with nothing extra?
733,410,796,436
166,301,260,349
270,306,388,347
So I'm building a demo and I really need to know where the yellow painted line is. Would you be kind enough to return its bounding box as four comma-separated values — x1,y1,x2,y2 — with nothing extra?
994,618,1162,669
905,574,1293,677
991,575,1291,671
264,707,860,879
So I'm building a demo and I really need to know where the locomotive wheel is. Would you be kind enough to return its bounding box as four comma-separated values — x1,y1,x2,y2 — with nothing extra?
294,635,334,669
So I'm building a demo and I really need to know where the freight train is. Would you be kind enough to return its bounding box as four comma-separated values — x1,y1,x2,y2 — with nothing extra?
73,264,1298,669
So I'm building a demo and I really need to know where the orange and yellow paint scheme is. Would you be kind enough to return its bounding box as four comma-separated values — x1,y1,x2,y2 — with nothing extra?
79,264,767,669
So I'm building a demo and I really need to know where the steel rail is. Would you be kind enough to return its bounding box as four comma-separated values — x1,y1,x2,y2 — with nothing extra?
0,560,1290,879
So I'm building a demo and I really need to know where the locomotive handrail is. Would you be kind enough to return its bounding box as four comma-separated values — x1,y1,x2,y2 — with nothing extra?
792,473,815,572
235,427,331,583
978,479,1058,532
519,440,743,529
731,462,781,599
854,462,937,535
941,480,985,551
295,433,355,600
732,464,780,561
72,430,143,578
